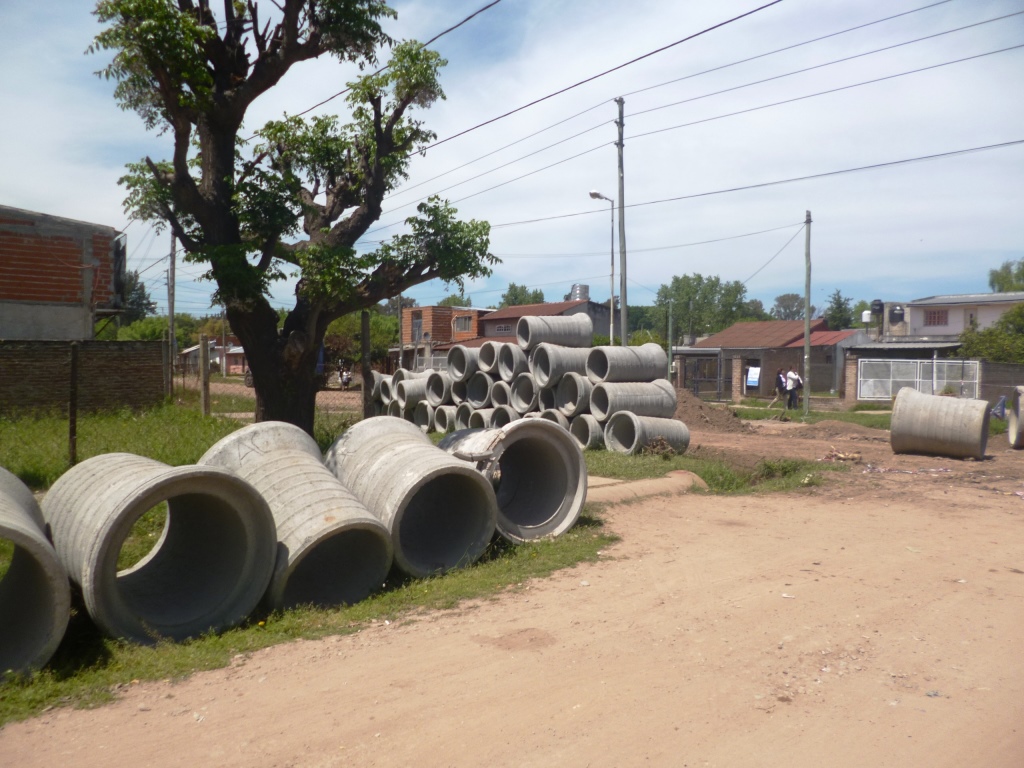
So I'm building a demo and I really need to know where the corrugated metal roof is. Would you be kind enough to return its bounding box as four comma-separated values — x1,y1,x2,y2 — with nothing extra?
908,292,1024,306
848,341,962,350
694,318,828,349
784,329,858,347
482,299,587,321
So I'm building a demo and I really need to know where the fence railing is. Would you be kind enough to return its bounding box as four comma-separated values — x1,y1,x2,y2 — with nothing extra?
858,359,979,400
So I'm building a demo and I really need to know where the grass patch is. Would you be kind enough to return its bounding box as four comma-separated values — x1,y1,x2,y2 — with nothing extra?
850,401,892,411
730,407,892,431
116,503,167,571
174,385,256,416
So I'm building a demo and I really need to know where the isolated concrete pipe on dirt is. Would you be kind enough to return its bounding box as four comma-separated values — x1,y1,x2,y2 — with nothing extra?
555,371,593,418
570,414,605,450
590,379,678,422
467,371,496,409
540,409,571,430
531,344,591,389
0,467,71,677
414,401,435,432
478,340,503,374
498,343,529,383
447,345,480,383
439,418,587,542
517,313,593,351
1008,386,1024,449
433,405,458,433
587,342,668,383
324,417,497,578
510,372,539,414
604,412,691,456
41,453,276,643
890,387,990,460
425,371,453,407
199,423,392,611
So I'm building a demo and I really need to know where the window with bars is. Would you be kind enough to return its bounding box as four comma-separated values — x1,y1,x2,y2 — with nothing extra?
924,309,948,326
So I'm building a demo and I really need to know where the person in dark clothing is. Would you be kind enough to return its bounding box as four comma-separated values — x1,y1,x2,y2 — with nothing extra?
768,368,786,408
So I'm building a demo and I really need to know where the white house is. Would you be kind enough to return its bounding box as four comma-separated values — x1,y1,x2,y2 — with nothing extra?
904,292,1024,339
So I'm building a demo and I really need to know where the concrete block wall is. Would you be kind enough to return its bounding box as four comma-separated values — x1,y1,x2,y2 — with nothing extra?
731,355,743,403
843,355,859,406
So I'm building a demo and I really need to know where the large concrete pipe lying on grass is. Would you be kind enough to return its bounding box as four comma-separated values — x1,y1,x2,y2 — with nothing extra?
570,414,605,450
447,345,480,383
511,372,539,414
414,401,435,432
604,412,691,455
556,371,593,418
41,454,275,643
396,378,429,410
0,467,71,677
490,379,513,408
478,340,503,375
325,417,497,577
590,379,677,422
517,313,593,351
469,408,496,429
490,404,520,428
890,387,990,460
540,409,571,430
433,405,458,433
439,418,587,542
498,343,529,383
199,423,392,611
531,344,591,389
1008,386,1024,449
425,371,453,407
467,371,496,409
587,342,668,383
455,402,475,430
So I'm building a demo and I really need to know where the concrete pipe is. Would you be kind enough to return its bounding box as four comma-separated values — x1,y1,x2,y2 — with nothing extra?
540,409,571,430
890,387,990,460
386,399,403,418
396,378,429,410
556,371,593,418
469,408,496,429
447,345,480,383
478,340,503,375
590,379,678,423
570,414,605,450
455,402,476,431
490,379,513,408
372,401,385,416
379,375,395,405
467,371,496,409
425,371,453,407
0,467,71,677
324,417,497,578
498,343,529,383
414,401,435,432
199,423,392,611
392,368,432,385
451,378,468,406
587,342,668,383
41,453,276,643
438,418,587,542
604,412,691,456
531,344,591,389
490,404,520,428
517,313,593,351
1009,386,1024,449
538,386,556,412
510,372,539,414
433,405,458,433
368,370,385,401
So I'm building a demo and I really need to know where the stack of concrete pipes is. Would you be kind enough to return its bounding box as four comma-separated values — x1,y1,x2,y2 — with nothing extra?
0,412,588,675
369,313,689,456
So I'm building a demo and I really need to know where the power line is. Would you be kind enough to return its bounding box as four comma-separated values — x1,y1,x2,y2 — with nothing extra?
742,225,806,284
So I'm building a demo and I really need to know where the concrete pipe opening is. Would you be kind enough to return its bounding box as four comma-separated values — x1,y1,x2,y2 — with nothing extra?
490,379,513,407
455,402,475,430
447,345,479,383
538,386,556,412
42,455,276,643
491,405,519,428
0,468,71,677
379,376,395,405
604,412,690,455
586,342,667,383
414,401,435,432
532,344,591,389
1009,386,1024,449
498,343,528,383
890,387,990,460
556,371,592,418
280,526,390,609
540,409,570,430
570,414,605,450
396,378,428,410
433,405,457,433
451,378,468,406
511,373,538,414
386,399,402,418
467,371,494,408
469,408,496,428
425,371,453,407
478,340,503,374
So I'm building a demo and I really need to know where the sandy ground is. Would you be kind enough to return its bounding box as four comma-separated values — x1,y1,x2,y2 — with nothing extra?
2,418,1023,767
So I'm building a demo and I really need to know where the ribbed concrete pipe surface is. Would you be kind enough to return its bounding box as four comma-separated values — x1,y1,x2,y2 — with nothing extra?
540,409,571,430
490,405,520,428
570,414,605,450
490,379,513,407
447,346,479,383
590,379,677,422
497,343,528,383
469,408,496,428
890,387,990,460
478,341,503,374
455,402,475,430
555,371,593,418
516,313,593,350
391,368,432,385
199,423,392,611
425,371,453,407
41,453,276,643
0,467,71,677
414,401,435,432
586,343,668,383
439,419,587,542
433,405,458,433
604,412,691,455
396,378,429,410
532,344,591,389
1009,386,1024,449
510,372,539,414
325,417,497,578
466,371,495,408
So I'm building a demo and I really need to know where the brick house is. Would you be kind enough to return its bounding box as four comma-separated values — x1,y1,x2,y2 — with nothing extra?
0,205,126,340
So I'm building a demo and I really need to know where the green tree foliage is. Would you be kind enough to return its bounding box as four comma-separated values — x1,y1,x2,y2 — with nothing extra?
325,310,397,364
851,299,871,327
500,283,544,308
988,258,1024,292
381,296,417,316
652,274,760,344
92,1,497,432
117,314,198,351
741,298,771,321
437,293,471,307
771,293,816,320
120,269,157,324
959,304,1024,363
822,290,854,330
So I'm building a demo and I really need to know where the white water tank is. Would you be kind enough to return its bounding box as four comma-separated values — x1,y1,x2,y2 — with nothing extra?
861,310,872,324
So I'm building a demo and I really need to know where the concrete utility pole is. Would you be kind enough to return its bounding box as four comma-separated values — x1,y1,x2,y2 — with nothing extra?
667,299,673,382
615,97,628,344
167,233,176,367
803,210,812,418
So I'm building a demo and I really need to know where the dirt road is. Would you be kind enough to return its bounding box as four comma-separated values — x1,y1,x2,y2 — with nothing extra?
2,420,1023,767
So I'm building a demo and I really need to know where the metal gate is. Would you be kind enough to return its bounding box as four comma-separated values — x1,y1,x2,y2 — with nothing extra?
858,359,978,400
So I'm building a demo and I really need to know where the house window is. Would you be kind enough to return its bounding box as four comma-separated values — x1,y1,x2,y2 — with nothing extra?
454,315,472,332
924,309,948,327
494,323,513,334
411,311,423,341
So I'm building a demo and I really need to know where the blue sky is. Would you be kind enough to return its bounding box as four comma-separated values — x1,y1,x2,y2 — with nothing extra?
1,0,1022,319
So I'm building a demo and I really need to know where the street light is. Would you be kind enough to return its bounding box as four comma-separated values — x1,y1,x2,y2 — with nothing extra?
589,190,615,345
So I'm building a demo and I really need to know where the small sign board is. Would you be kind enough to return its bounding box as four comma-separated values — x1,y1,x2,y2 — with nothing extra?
745,366,761,388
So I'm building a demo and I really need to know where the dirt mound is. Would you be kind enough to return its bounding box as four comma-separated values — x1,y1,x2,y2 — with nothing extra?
674,388,750,433
796,419,889,441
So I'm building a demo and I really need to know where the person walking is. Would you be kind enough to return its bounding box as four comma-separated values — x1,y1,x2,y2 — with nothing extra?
785,366,803,410
768,368,786,408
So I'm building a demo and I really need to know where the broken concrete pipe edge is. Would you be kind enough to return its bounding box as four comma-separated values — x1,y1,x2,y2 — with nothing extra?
531,344,591,389
604,412,691,455
890,387,990,460
199,422,392,611
516,314,594,351
570,414,605,450
586,342,668,383
447,346,480,383
41,453,276,643
325,417,497,578
589,379,678,423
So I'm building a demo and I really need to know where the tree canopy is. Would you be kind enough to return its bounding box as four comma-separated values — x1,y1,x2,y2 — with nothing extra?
500,283,544,308
437,293,471,307
771,293,816,321
92,0,497,431
653,273,762,344
959,304,1024,363
822,290,853,330
989,258,1024,292
120,269,157,324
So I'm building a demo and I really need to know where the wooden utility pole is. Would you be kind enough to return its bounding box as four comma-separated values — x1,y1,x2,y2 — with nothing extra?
199,333,210,416
803,210,812,418
167,232,176,374
361,309,374,418
615,96,628,343
667,299,673,382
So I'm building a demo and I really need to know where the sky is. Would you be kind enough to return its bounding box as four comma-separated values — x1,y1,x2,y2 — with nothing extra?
1,0,1022,322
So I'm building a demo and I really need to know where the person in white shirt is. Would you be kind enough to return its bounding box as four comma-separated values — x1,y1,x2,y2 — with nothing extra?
785,367,802,410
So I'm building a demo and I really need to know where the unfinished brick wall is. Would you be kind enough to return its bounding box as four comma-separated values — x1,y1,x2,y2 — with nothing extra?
0,341,166,415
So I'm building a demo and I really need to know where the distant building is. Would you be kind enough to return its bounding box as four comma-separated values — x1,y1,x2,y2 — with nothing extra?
477,299,610,340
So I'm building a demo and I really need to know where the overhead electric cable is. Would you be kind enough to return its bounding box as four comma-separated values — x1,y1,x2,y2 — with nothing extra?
742,225,806,284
